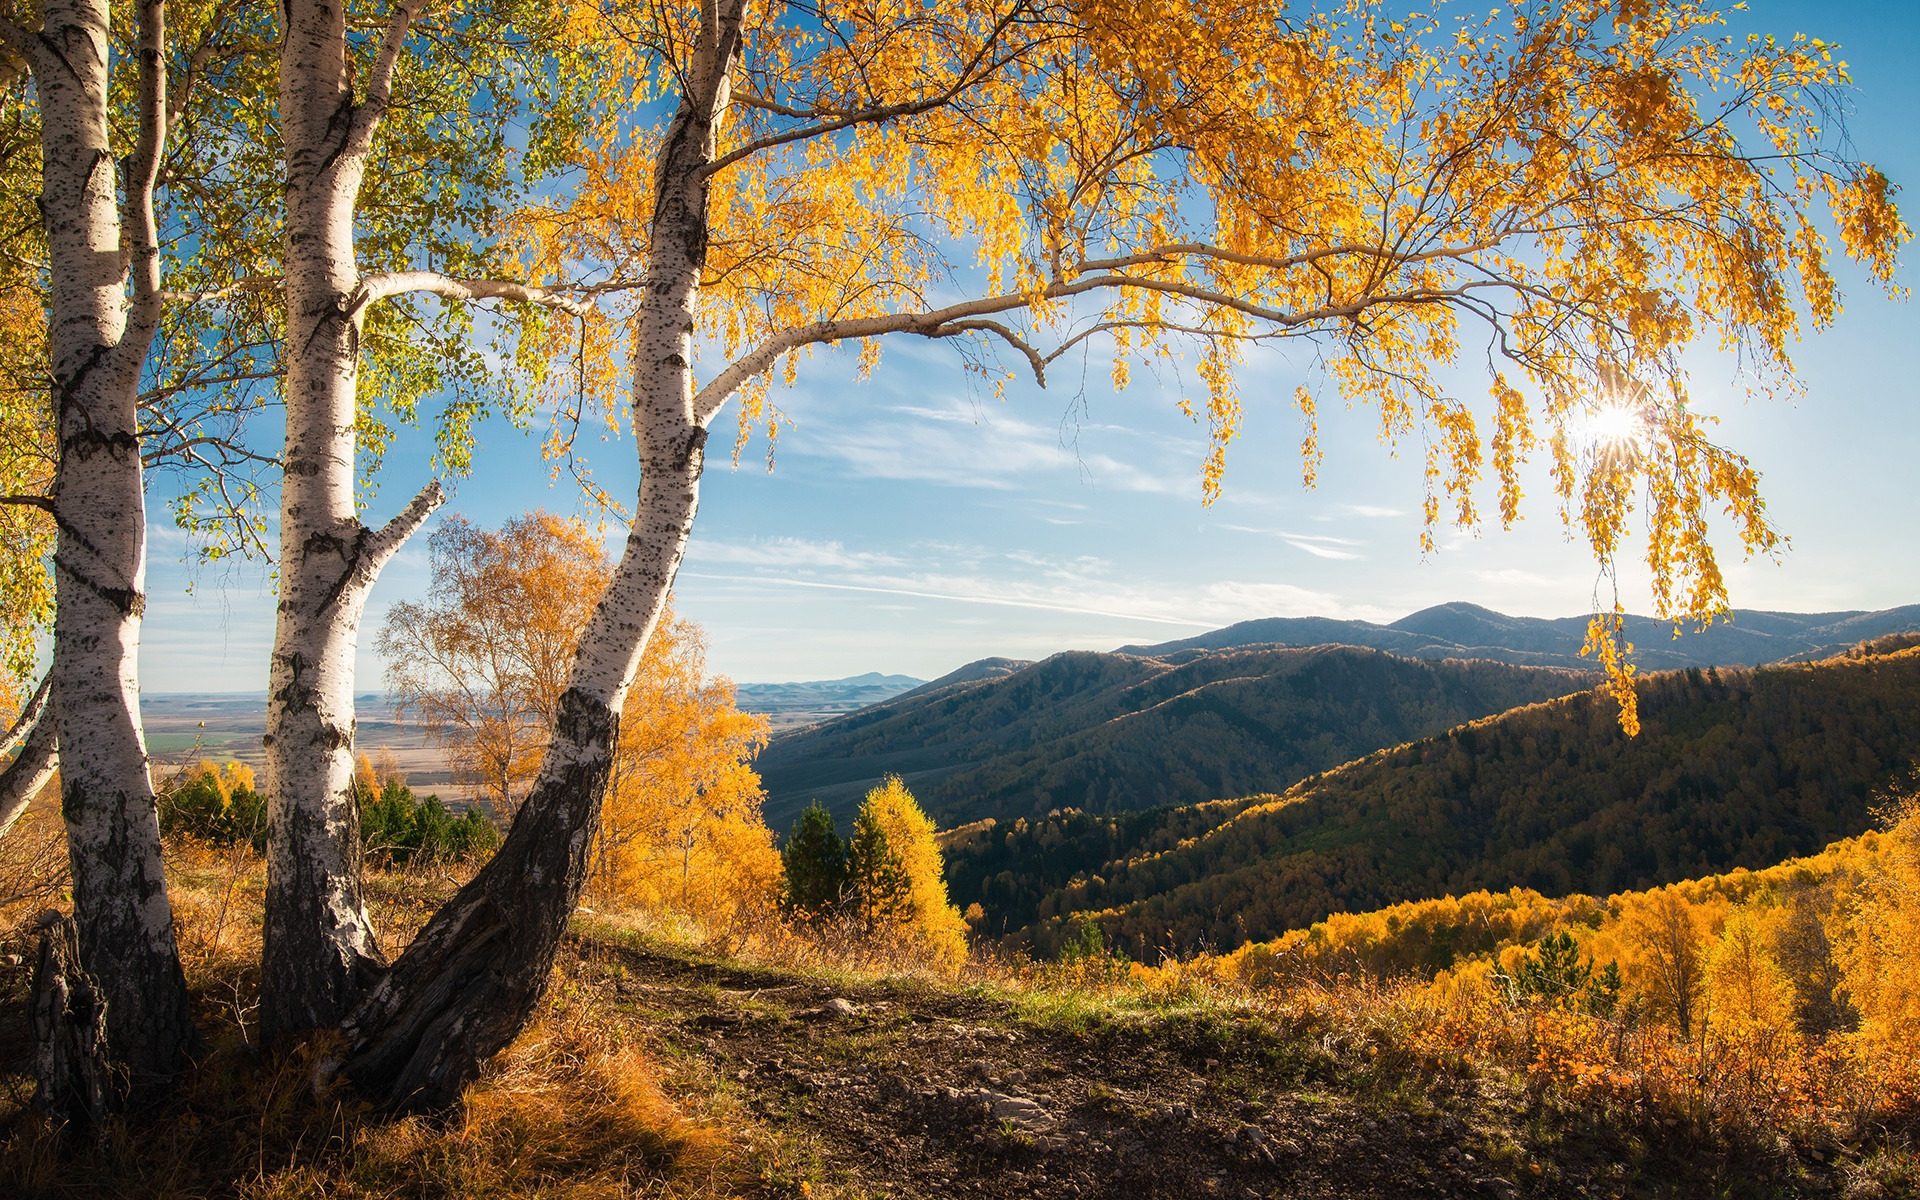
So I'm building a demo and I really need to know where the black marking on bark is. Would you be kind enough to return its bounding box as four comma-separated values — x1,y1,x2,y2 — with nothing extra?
313,522,372,615
52,553,144,616
33,26,92,87
680,425,708,469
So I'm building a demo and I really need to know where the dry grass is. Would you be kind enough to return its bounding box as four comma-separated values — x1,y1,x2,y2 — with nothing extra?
0,831,751,1200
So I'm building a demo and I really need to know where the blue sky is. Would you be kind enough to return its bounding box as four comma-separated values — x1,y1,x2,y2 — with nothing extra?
141,0,1920,692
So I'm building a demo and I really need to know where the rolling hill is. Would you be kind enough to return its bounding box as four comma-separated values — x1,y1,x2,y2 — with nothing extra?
950,640,1920,956
757,645,1596,831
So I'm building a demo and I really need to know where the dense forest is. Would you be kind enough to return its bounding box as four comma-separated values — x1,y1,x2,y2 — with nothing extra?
760,645,1594,828
962,642,1920,957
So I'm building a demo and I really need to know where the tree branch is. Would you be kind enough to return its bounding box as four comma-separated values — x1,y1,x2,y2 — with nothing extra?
351,271,592,319
0,494,53,512
349,0,425,150
0,674,56,840
360,478,446,581
1075,238,1502,277
925,318,1049,386
158,275,282,306
0,20,32,64
701,3,1033,179
693,271,1504,423
118,0,170,356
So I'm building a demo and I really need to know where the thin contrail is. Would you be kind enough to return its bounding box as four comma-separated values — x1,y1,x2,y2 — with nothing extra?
678,572,1218,628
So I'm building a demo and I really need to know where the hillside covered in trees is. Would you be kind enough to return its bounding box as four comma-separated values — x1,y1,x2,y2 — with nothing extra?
952,642,1920,955
759,645,1595,829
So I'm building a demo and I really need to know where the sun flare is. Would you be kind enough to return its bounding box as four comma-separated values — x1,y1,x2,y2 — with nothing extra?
1578,402,1647,456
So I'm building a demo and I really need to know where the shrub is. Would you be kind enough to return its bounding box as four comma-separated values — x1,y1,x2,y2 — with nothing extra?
358,776,500,866
157,760,267,849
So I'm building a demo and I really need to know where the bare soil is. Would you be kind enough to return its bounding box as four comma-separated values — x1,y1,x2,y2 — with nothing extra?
574,934,1854,1200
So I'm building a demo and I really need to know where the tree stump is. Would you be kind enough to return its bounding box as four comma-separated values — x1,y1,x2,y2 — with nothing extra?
31,910,113,1126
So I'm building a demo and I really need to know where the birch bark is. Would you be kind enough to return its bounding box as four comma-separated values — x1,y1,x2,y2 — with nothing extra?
8,0,196,1089
0,675,57,838
260,0,444,1042
263,0,597,1039
340,0,747,1106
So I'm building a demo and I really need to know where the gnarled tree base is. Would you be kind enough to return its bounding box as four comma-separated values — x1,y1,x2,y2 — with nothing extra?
31,912,113,1126
340,690,615,1108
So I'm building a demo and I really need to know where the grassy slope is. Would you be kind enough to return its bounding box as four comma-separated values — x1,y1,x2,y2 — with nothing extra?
4,914,1891,1200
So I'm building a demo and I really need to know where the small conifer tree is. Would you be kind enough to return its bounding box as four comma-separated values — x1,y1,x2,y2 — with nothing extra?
782,801,850,922
848,805,911,929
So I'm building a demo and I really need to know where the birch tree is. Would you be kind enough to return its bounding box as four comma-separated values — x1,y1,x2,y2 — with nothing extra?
0,0,197,1089
261,0,595,1039
337,0,1904,1106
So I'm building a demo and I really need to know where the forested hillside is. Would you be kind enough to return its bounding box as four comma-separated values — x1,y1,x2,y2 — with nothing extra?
759,645,1594,829
966,644,1920,956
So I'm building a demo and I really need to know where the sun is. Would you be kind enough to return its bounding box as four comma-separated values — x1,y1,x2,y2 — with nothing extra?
1577,402,1647,457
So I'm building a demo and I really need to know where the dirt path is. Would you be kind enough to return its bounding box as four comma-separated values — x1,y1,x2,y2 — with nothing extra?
569,935,1774,1200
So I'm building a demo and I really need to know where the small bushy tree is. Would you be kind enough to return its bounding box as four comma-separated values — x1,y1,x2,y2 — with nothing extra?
158,761,267,849
849,777,969,971
352,755,500,867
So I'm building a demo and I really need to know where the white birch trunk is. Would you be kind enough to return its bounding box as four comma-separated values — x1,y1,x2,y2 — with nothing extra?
341,0,747,1106
261,0,442,1041
14,0,196,1090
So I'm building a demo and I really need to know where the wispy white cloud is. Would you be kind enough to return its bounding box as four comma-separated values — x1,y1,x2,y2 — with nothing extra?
796,396,1193,496
686,536,901,570
1283,539,1364,561
680,571,1217,627
1221,524,1366,561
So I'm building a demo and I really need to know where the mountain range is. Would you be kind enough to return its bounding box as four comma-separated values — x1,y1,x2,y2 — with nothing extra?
758,601,1920,831
757,646,1595,831
1116,600,1920,669
733,671,925,730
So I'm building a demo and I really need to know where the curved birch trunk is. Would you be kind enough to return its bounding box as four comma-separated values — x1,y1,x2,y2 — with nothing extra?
261,0,441,1041
339,0,745,1107
21,0,196,1091
0,675,58,839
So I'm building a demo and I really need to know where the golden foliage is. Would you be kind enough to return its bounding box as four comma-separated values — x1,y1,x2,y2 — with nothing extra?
1172,794,1920,1124
1835,794,1920,1097
379,512,615,817
847,776,970,973
514,0,1905,729
375,509,782,933
594,616,780,938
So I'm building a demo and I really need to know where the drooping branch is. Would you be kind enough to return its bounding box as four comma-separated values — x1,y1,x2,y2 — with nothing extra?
692,268,1509,422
